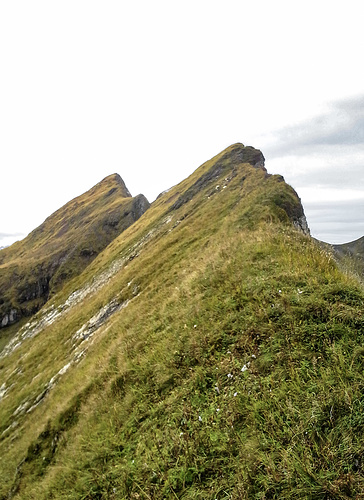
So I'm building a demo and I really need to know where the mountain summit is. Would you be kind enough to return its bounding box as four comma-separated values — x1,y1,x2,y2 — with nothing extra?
92,173,132,198
0,174,149,328
1,144,363,499
166,143,309,234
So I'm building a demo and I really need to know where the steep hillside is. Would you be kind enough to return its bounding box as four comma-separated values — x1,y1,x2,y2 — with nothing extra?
1,143,364,499
0,174,150,329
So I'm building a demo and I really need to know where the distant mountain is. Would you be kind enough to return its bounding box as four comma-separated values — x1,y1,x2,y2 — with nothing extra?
1,143,364,499
331,236,364,277
0,174,149,328
333,235,364,258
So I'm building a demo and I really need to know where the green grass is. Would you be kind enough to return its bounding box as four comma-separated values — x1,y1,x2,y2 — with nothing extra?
0,144,363,499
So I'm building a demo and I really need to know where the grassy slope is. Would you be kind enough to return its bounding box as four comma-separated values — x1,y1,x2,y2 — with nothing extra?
1,144,364,499
0,174,149,326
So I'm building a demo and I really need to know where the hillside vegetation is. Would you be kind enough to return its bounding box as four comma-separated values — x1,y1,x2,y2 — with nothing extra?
1,144,364,499
0,174,149,329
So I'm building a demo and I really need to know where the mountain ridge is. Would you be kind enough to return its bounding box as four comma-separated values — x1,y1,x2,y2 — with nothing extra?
1,143,364,499
0,174,149,329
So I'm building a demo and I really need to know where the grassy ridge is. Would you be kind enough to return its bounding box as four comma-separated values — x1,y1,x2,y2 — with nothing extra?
1,144,363,498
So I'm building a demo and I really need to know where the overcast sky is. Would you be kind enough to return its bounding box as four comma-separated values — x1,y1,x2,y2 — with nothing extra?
0,1,363,247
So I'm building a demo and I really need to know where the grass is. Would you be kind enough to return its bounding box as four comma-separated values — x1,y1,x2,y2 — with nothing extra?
0,143,364,498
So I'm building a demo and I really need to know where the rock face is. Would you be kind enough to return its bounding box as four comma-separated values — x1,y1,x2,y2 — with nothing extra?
0,174,150,328
293,214,310,235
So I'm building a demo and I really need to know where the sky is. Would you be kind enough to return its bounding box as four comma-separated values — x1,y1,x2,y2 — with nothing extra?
0,1,363,247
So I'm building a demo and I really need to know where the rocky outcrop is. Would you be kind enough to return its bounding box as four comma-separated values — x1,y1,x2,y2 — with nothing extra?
293,214,310,235
1,309,18,328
